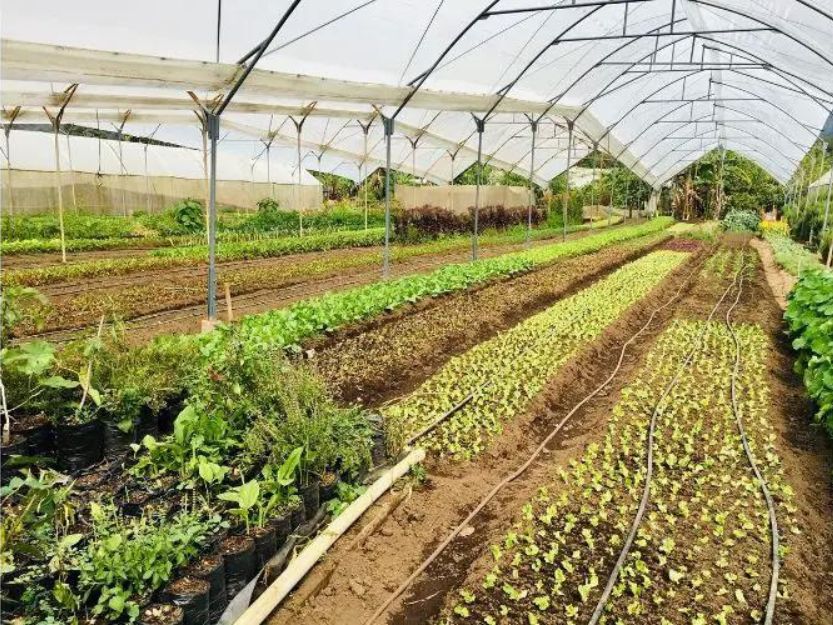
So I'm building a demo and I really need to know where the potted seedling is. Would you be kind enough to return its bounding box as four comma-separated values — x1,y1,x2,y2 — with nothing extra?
0,287,53,461
319,469,340,502
184,553,227,624
0,340,62,463
259,446,303,550
161,577,210,625
217,480,259,598
297,446,321,521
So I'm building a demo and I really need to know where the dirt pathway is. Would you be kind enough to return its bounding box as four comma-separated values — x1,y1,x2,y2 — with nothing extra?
750,236,795,310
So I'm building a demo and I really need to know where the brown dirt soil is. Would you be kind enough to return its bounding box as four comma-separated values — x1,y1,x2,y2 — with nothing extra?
267,240,833,625
18,225,629,345
4,246,163,270
736,249,833,625
308,232,671,407
750,236,796,310
265,246,707,625
430,240,833,625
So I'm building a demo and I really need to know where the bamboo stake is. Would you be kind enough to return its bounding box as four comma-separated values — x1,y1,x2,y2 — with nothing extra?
225,283,234,322
52,125,67,263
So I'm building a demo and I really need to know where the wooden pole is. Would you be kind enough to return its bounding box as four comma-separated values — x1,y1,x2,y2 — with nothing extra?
52,127,67,263
42,85,78,263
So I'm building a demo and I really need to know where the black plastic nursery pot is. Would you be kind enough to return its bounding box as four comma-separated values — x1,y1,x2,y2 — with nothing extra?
185,554,227,623
156,393,186,435
135,405,159,441
55,419,104,473
252,526,278,570
0,415,54,474
319,475,340,502
103,418,136,456
368,414,387,467
300,480,320,520
219,535,257,599
290,499,305,530
269,509,293,549
12,414,54,456
161,576,210,625
139,603,185,625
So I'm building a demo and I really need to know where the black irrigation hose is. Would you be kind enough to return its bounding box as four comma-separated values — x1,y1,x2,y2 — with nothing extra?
364,248,710,625
724,262,781,625
587,252,749,625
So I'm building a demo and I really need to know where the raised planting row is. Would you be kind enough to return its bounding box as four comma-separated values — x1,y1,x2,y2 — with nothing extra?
311,232,674,405
383,250,689,459
4,228,387,287
442,319,794,625
785,270,833,440
2,220,675,474
0,205,387,249
4,217,625,287
1,325,385,625
230,219,674,354
702,248,747,278
0,228,366,257
15,221,630,337
761,232,826,277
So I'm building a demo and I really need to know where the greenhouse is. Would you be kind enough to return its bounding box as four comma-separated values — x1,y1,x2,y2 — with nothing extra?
1,2,832,625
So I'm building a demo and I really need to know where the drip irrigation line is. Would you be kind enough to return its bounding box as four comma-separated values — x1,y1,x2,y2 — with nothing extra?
364,246,711,625
586,251,748,625
724,260,780,625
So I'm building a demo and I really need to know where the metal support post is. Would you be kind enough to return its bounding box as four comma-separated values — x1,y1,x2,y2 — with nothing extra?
526,119,538,247
3,111,19,235
360,121,371,230
821,147,833,242
64,132,78,214
717,144,727,219
51,127,67,263
288,113,308,236
383,116,394,279
625,175,632,220
563,120,574,241
472,117,485,261
809,144,827,245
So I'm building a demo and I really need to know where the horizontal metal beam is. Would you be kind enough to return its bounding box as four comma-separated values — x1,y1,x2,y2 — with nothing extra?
643,98,763,103
1,39,569,116
552,28,774,44
599,62,768,68
654,119,760,123
482,0,654,17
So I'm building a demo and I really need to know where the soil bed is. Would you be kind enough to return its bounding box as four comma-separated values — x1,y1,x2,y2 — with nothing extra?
265,243,705,625
308,232,670,407
265,239,833,625
16,223,630,344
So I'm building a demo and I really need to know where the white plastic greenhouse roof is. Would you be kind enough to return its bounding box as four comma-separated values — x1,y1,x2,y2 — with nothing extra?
3,0,833,187
0,129,321,186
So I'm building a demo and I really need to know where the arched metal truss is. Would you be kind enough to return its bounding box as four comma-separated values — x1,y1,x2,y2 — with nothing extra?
3,0,833,312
